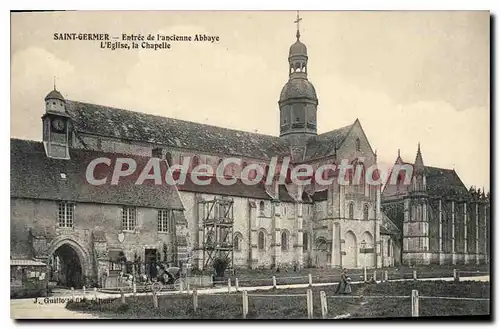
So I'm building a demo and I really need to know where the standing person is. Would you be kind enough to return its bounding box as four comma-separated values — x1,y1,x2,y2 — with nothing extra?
149,260,158,282
334,268,352,294
343,269,352,294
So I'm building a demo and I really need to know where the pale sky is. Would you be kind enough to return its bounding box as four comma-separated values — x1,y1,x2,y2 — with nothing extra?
10,11,490,191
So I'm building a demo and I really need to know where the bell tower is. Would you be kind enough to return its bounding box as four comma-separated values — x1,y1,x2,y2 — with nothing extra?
42,83,71,159
279,12,318,162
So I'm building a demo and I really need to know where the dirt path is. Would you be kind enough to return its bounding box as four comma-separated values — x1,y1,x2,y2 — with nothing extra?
10,274,489,319
10,298,100,319
331,285,369,319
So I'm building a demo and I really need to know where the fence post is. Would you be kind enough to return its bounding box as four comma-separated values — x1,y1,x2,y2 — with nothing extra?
411,289,419,317
242,291,248,319
307,289,313,319
364,267,367,282
373,270,377,282
320,291,327,319
152,290,158,309
83,286,86,297
228,278,232,293
71,287,75,301
193,288,198,312
133,282,137,297
94,287,98,300
453,269,460,282
180,280,184,293
120,288,126,304
235,278,239,291
384,271,388,282
272,276,277,289
413,270,417,280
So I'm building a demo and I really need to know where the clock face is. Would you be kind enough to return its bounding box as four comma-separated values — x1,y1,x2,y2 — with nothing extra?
52,118,65,131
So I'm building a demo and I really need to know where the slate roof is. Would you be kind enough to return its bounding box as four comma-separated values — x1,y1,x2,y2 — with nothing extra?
304,123,354,161
280,78,318,102
176,176,273,200
425,166,468,198
311,189,328,202
380,212,400,236
45,89,65,101
65,100,290,160
383,156,469,199
11,139,184,209
279,185,296,202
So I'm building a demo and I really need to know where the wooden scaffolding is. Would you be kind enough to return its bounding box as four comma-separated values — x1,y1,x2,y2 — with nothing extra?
200,197,235,270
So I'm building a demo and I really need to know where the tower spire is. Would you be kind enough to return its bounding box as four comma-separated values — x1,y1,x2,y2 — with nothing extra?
53,76,57,91
294,10,302,40
414,142,425,174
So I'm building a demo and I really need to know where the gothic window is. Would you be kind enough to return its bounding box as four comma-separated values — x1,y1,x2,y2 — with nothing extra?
259,201,265,217
58,202,74,228
363,204,369,221
122,207,137,231
157,209,170,233
258,231,266,250
355,138,361,152
303,232,309,251
281,231,289,251
348,203,354,220
233,233,242,251
358,163,366,193
387,239,391,256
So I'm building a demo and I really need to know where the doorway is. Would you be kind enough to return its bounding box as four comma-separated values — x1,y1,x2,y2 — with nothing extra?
50,244,83,288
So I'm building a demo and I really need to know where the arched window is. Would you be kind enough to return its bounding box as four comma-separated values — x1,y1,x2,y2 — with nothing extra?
363,204,369,221
348,203,354,220
355,138,361,152
234,233,242,251
358,164,366,194
258,231,265,250
303,232,308,251
281,231,289,251
259,201,265,216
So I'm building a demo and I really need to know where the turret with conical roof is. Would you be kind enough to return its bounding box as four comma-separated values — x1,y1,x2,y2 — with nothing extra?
44,87,67,114
279,11,318,147
42,85,71,159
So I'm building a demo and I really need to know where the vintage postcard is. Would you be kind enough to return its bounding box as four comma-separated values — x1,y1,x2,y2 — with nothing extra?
10,10,490,320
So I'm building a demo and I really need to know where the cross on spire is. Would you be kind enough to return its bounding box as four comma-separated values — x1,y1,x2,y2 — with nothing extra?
294,10,302,40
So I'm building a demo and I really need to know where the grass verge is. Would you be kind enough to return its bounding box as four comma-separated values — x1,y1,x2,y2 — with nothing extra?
66,280,489,319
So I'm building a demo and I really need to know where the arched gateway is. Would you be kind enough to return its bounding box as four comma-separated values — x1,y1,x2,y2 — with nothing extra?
46,238,91,288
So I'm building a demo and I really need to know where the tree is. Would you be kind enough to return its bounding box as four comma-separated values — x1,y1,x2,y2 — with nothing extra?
213,257,230,278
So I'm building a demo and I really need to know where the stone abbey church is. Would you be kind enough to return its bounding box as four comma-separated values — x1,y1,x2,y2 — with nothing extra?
11,26,489,288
